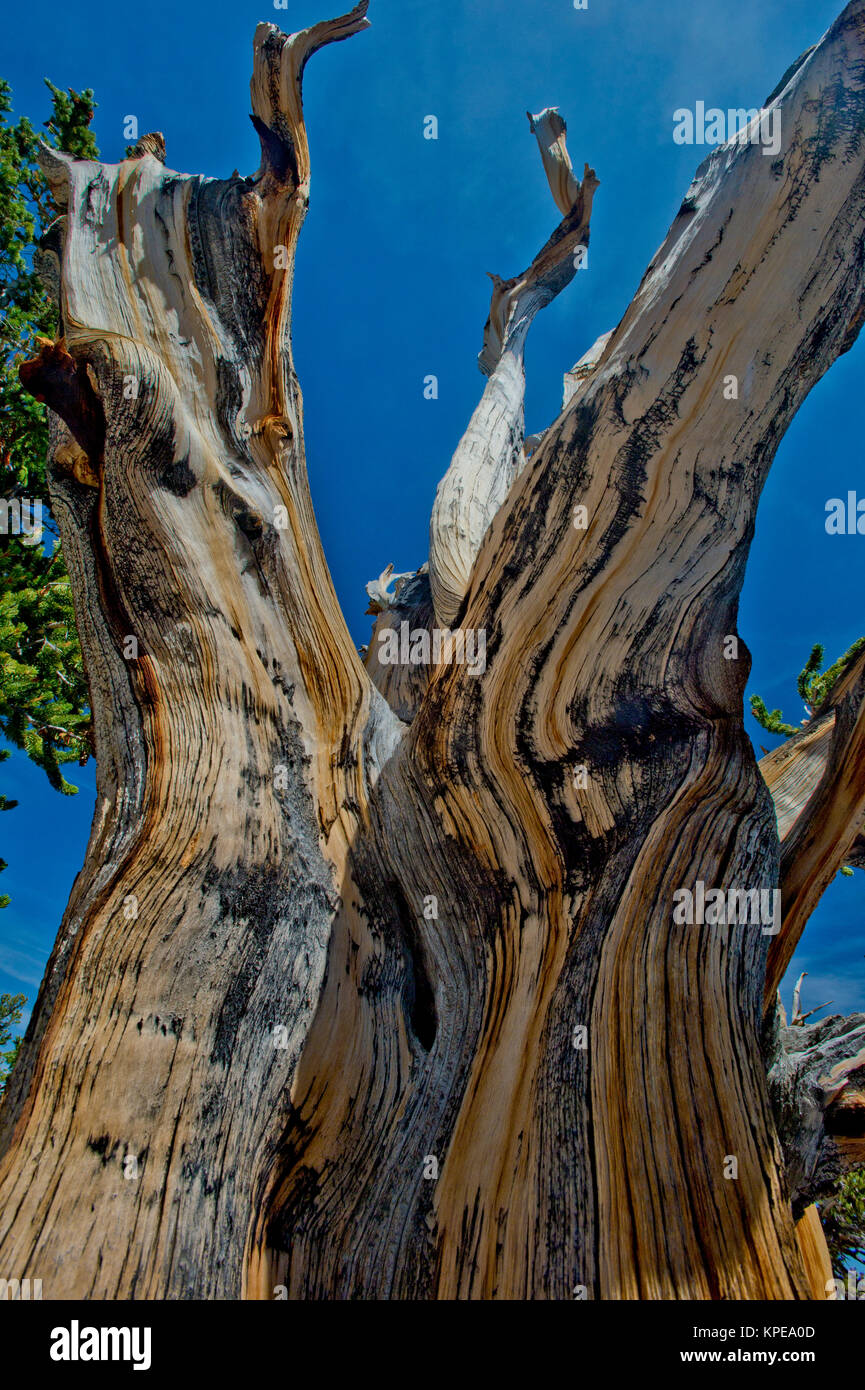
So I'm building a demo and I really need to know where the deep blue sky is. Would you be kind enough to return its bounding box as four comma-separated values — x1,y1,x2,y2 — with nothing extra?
2,0,864,1031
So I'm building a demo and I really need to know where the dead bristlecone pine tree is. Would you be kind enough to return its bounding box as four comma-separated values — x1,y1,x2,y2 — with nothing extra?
2,0,865,1300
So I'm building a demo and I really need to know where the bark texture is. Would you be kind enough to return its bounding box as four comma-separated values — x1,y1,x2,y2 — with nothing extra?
761,648,865,1002
2,0,865,1301
428,108,598,627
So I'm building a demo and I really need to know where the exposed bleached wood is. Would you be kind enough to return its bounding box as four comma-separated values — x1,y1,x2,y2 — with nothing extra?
362,564,434,721
763,649,865,1004
563,327,614,406
769,1009,865,1211
427,111,598,627
795,1204,835,1299
527,107,582,216
364,562,414,615
756,651,865,1278
0,5,385,1299
761,713,835,840
396,3,865,1299
792,971,807,1024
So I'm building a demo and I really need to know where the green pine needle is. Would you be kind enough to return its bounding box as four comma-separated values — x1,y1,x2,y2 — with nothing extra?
0,78,97,908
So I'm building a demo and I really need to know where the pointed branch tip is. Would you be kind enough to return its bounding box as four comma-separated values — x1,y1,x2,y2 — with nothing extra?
250,5,371,185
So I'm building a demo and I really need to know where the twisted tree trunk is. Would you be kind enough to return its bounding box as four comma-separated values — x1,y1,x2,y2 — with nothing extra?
2,0,865,1300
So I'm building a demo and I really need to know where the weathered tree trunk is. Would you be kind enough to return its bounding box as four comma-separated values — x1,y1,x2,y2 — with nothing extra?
3,0,865,1300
